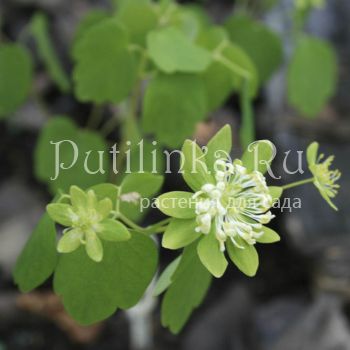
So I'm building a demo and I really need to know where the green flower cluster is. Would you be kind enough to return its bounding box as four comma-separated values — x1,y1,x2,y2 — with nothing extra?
47,186,130,262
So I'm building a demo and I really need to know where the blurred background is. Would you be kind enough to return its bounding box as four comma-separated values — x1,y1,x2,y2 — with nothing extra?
0,0,349,349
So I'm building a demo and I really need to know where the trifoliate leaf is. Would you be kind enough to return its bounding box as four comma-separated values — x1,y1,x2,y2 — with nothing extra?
147,26,211,73
153,256,181,297
142,73,207,148
256,226,280,244
54,233,157,325
98,220,131,242
227,239,259,277
162,218,200,249
34,116,109,194
197,232,228,278
73,18,137,104
14,214,58,293
117,0,158,46
287,36,337,117
156,192,195,219
225,14,283,82
205,124,232,174
119,172,164,222
161,243,212,334
241,140,275,174
0,44,32,118
30,13,70,92
181,140,214,191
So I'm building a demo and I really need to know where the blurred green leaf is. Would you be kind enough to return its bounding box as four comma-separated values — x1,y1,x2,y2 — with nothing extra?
0,44,32,118
117,0,158,46
31,13,70,92
14,214,58,292
287,36,337,117
225,14,283,83
73,18,137,104
142,73,207,148
147,26,211,73
34,116,109,194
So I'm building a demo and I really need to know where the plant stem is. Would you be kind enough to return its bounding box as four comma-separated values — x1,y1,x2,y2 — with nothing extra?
282,177,314,190
239,79,255,149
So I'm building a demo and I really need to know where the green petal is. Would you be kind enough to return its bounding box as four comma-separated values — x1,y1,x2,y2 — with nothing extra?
162,218,200,249
97,198,113,219
69,185,87,209
156,192,196,219
256,226,280,244
316,184,338,211
205,124,232,174
306,141,319,167
46,203,75,226
85,231,103,262
98,219,131,242
268,186,283,203
57,229,83,253
197,233,228,278
241,140,275,174
227,238,259,277
181,140,214,191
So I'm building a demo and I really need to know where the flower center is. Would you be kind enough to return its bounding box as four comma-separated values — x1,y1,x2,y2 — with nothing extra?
193,160,274,251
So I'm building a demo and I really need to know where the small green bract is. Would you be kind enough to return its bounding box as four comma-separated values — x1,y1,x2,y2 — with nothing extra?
47,186,131,262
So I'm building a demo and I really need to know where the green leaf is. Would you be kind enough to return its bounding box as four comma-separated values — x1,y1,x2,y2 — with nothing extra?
142,73,207,148
73,18,137,104
153,256,181,296
219,43,259,98
119,172,164,221
205,124,232,173
162,218,200,249
197,233,228,278
268,186,283,203
287,36,337,117
72,10,110,56
225,14,283,82
98,219,131,242
156,192,195,219
181,140,214,191
227,239,259,277
161,243,212,334
34,116,109,194
30,13,70,92
256,226,280,244
14,214,58,293
0,44,32,118
147,26,211,73
54,233,157,325
241,140,275,174
117,0,158,46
